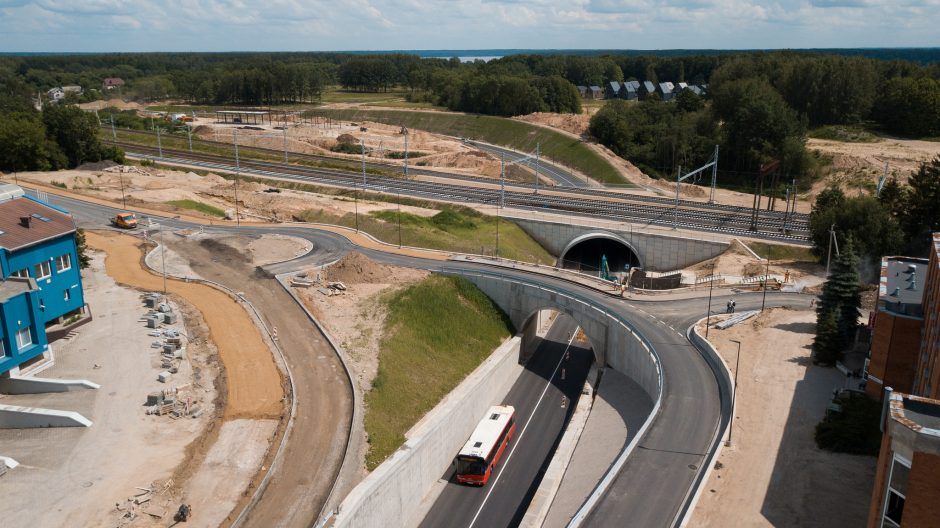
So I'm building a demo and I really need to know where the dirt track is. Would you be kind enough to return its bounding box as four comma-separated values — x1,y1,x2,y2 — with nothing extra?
85,230,283,419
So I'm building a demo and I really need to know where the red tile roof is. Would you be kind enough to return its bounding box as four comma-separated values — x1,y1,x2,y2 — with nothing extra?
0,198,76,252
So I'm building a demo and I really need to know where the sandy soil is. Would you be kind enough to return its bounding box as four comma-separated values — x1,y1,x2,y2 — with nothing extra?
296,252,428,397
14,167,443,223
514,112,594,137
86,230,283,420
691,308,876,527
808,137,940,187
79,98,145,111
686,239,824,287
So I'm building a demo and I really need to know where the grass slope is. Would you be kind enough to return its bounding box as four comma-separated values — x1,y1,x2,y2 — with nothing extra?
166,199,226,217
298,205,554,264
364,275,514,469
309,108,626,185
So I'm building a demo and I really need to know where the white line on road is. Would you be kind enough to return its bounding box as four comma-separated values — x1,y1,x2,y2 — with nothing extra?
466,329,578,528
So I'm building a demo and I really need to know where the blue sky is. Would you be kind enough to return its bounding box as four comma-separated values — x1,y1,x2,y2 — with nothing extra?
0,0,938,52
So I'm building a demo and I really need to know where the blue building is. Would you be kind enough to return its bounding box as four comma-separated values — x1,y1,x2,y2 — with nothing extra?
0,190,86,330
0,277,49,375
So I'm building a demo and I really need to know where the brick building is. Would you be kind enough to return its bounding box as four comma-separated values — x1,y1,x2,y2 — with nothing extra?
868,390,940,527
912,233,940,399
866,257,929,398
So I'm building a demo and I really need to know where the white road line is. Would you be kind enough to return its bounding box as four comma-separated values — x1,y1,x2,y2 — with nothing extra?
466,329,577,528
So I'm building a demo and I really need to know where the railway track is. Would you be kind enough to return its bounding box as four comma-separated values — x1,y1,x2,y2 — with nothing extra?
111,141,812,242
104,128,810,225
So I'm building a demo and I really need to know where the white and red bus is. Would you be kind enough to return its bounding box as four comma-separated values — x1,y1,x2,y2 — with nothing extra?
455,405,517,486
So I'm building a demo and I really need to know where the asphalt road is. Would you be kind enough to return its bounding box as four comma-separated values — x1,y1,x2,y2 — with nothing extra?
420,317,593,528
465,140,587,188
41,190,811,527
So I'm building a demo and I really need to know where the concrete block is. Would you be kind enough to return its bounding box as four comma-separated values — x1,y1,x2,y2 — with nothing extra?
0,376,100,394
0,404,93,428
1,455,19,472
157,371,170,383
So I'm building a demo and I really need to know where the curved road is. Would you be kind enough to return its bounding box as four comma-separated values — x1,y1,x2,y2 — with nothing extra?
44,190,809,527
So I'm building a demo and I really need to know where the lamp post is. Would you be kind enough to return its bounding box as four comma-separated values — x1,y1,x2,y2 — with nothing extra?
761,255,771,312
727,339,742,446
232,129,240,227
705,261,716,339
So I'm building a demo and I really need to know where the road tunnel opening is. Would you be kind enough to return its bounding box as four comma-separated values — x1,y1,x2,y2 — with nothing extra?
519,309,596,368
558,234,640,281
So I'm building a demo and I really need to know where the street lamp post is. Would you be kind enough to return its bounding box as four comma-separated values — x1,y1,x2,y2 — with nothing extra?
232,129,240,227
761,256,771,312
705,261,716,338
727,339,742,446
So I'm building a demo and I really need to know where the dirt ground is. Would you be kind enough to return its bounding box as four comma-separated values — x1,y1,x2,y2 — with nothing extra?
808,137,940,191
691,308,876,527
85,230,284,420
14,167,443,223
79,98,146,111
686,239,824,287
0,251,219,528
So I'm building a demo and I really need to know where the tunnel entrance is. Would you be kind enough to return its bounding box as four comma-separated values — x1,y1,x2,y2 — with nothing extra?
558,234,640,279
519,309,597,367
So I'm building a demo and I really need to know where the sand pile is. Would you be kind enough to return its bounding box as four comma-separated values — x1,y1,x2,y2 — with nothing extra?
324,252,394,285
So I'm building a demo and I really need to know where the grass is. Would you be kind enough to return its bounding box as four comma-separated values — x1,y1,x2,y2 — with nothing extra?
307,108,627,185
746,241,817,263
296,204,554,264
809,125,881,143
166,199,226,218
364,275,514,469
320,87,410,105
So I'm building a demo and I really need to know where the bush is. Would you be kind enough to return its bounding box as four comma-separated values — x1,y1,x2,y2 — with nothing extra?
331,142,365,155
815,392,882,456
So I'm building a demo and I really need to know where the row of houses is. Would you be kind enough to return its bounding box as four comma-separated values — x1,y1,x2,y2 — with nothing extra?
44,77,125,103
577,81,706,101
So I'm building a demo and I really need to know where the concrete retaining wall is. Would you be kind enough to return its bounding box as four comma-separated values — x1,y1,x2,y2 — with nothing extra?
510,216,728,271
0,376,100,394
333,337,524,528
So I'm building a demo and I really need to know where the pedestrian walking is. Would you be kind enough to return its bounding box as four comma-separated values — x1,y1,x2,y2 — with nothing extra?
730,299,736,313
726,300,732,314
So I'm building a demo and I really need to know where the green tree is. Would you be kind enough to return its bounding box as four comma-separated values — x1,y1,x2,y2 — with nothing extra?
675,89,704,112
41,104,104,168
813,239,861,365
809,187,902,271
0,111,64,171
878,176,909,221
74,228,91,269
902,156,940,255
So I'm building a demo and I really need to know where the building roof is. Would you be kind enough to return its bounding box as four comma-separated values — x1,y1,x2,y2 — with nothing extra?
677,82,689,90
576,85,587,90
0,277,38,303
879,256,929,317
643,81,656,92
0,197,76,252
688,86,703,96
659,82,675,94
103,77,125,86
0,183,25,203
625,80,641,90
932,232,940,266
608,81,621,92
888,391,940,439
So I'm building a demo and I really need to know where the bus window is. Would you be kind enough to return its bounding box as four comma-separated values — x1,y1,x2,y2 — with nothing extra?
456,456,486,476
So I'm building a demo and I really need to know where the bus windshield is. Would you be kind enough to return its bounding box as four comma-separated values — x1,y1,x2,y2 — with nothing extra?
456,456,486,476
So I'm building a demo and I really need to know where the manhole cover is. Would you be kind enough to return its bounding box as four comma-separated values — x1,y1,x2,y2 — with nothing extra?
688,464,698,470
81,481,93,488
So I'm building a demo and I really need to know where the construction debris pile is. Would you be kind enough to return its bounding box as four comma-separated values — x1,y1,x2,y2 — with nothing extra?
103,165,153,177
113,479,179,526
291,270,347,297
139,293,205,419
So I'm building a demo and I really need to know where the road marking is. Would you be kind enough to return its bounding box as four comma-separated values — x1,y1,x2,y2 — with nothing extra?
466,329,577,528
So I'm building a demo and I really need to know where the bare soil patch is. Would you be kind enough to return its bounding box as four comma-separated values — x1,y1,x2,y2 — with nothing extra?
691,308,876,527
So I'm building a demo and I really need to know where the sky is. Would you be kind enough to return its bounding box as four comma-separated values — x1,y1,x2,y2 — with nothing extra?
0,0,938,53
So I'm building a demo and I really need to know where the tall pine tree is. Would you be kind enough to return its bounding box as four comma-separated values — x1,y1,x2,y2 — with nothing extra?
813,238,861,365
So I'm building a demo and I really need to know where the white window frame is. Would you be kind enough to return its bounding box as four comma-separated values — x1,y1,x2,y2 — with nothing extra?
15,327,32,350
881,454,911,527
34,261,51,281
11,269,28,278
0,340,5,357
55,253,71,273
63,289,70,301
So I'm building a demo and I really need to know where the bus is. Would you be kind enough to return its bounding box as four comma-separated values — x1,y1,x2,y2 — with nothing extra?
455,405,517,486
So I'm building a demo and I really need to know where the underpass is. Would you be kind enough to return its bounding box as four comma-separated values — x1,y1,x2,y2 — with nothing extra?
419,316,593,528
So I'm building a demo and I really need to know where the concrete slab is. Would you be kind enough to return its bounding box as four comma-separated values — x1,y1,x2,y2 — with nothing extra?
1,455,19,471
0,404,92,428
542,368,654,528
0,376,100,394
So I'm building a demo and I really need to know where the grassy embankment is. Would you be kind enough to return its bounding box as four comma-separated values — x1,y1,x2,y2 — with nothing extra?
308,108,627,185
364,275,514,469
809,125,881,143
166,199,226,218
297,205,553,264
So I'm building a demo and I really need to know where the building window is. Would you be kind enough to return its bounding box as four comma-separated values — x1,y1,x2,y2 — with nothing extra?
15,328,32,350
34,261,51,280
55,254,71,273
882,456,910,527
64,289,70,301
0,340,6,357
12,269,28,278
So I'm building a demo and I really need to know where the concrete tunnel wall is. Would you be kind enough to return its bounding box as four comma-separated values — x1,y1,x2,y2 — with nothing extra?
509,216,728,272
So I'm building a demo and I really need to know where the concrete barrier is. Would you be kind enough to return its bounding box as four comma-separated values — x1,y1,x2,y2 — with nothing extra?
332,337,524,528
0,404,93,428
0,376,100,394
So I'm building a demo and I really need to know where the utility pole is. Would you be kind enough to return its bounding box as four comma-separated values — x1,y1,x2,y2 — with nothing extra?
120,173,126,208
233,129,240,227
283,126,288,163
110,115,117,142
500,154,506,210
397,190,402,248
187,124,193,153
156,126,163,159
727,339,742,446
674,165,682,229
826,224,839,275
534,142,541,195
361,139,367,186
403,129,409,179
709,145,719,203
761,256,771,312
705,261,716,339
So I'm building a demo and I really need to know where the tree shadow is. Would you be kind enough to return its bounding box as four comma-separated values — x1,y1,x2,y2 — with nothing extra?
773,321,817,335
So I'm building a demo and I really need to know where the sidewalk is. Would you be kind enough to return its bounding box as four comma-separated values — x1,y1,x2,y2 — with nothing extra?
542,369,655,528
